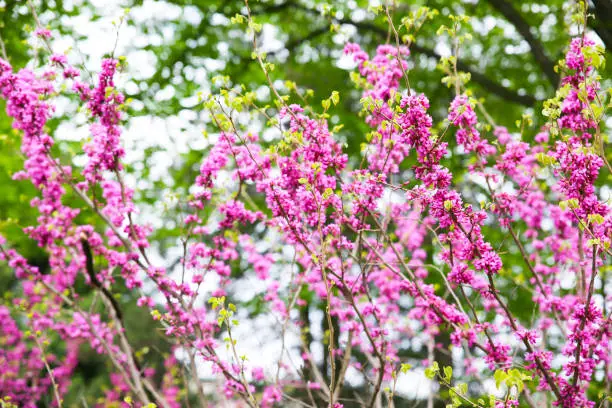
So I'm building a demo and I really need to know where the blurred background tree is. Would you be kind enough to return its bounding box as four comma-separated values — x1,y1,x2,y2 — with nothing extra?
0,0,610,406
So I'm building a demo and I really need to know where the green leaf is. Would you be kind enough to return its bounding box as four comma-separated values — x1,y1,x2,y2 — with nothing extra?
331,90,340,106
494,369,507,389
443,366,453,381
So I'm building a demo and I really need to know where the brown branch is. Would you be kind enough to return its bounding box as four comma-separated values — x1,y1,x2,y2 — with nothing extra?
450,220,562,400
408,41,537,106
251,1,538,107
237,25,330,69
81,239,123,322
572,248,599,387
250,1,294,16
80,239,172,408
589,1,612,51
486,0,559,87
336,18,537,106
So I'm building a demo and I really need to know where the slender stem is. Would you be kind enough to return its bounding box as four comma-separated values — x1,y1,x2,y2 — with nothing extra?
0,32,8,61
33,335,63,408
572,247,599,387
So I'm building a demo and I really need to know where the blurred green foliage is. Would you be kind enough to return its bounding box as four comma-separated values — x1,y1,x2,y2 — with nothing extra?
0,0,610,406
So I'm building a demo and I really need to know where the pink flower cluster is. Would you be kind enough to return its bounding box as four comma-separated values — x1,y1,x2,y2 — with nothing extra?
0,26,609,408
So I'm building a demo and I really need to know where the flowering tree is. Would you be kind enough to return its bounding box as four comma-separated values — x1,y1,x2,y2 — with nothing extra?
0,1,610,408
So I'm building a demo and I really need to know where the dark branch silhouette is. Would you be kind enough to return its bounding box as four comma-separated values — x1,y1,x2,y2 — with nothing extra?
486,0,559,87
590,0,612,51
244,1,538,107
81,239,124,322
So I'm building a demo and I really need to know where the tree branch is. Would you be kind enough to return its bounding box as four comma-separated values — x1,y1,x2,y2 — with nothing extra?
486,0,559,87
81,239,123,322
253,2,538,107
590,0,612,51
340,18,537,106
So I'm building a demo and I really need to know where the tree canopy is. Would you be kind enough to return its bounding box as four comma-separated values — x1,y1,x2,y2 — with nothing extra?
0,1,611,407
